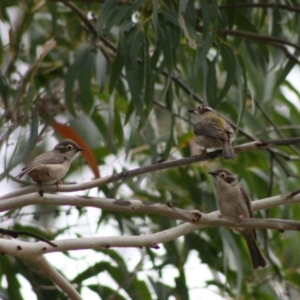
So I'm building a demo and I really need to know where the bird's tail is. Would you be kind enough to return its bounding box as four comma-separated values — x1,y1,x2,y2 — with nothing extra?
245,235,268,270
222,141,236,159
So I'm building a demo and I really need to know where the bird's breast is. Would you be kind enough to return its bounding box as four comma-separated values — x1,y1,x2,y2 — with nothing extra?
28,162,70,183
217,187,251,218
195,135,222,148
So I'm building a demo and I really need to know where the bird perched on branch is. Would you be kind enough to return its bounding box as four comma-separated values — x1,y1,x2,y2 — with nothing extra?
209,168,268,270
188,105,236,159
16,139,84,196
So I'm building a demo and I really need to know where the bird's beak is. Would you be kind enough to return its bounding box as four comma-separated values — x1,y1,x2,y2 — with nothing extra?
208,171,217,177
187,109,195,114
77,147,84,152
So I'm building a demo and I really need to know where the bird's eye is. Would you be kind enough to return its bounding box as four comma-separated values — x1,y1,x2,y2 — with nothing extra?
220,172,226,178
67,145,73,150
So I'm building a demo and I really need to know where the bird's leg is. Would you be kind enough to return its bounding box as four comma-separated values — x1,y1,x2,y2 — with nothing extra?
202,148,208,156
37,182,44,197
55,180,62,191
153,158,165,164
236,214,244,222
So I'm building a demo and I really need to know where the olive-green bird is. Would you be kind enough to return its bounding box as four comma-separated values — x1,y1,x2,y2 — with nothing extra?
188,106,236,159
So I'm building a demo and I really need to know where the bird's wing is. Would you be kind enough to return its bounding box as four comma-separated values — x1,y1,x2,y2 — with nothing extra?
25,152,66,168
240,185,254,218
193,119,226,140
17,152,67,178
225,122,235,138
240,185,257,239
16,152,67,179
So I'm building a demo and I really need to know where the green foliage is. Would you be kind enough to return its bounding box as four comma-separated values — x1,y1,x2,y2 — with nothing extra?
1,0,300,299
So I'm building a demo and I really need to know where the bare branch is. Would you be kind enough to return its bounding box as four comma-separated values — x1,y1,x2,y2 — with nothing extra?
34,256,82,300
0,218,297,256
200,212,300,231
0,193,196,223
0,188,300,227
0,222,197,257
1,213,300,258
252,189,300,211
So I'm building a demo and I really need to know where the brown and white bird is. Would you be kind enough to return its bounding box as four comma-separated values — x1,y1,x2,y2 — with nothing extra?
188,106,236,159
16,139,84,194
209,168,268,270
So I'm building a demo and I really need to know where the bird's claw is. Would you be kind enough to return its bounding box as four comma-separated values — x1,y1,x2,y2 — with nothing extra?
236,214,244,222
202,148,208,156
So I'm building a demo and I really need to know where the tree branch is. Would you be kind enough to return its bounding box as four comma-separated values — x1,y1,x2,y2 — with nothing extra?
1,214,300,258
0,188,300,228
0,222,196,257
221,29,300,65
34,255,82,300
0,228,57,247
61,0,98,36
267,41,300,65
222,29,300,51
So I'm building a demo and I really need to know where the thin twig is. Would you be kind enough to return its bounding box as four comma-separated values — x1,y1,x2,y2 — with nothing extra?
0,228,57,247
235,125,300,141
61,0,109,61
222,29,300,52
220,29,300,65
268,42,300,65
273,155,300,179
255,100,300,156
219,3,300,14
268,153,274,198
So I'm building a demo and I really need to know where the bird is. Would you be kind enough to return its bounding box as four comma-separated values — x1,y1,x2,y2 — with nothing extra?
188,105,236,159
16,139,84,196
208,168,268,270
